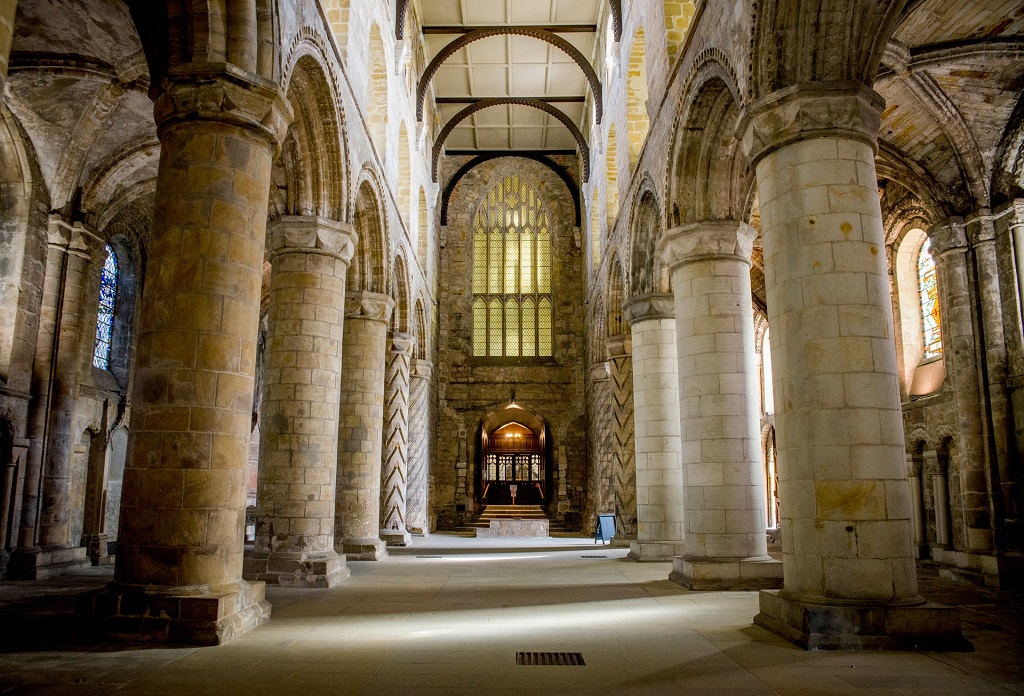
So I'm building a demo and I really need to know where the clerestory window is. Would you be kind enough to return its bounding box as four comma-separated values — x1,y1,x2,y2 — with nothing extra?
92,244,118,370
917,238,942,359
472,175,552,357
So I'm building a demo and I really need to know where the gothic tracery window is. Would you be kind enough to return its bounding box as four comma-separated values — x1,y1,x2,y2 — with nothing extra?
917,239,942,359
92,244,118,370
472,175,552,357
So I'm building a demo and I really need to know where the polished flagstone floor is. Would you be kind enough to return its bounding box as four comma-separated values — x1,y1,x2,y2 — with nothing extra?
0,535,1022,695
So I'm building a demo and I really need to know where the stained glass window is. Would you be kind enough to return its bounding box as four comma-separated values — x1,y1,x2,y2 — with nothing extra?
472,175,553,357
92,245,117,370
918,239,942,359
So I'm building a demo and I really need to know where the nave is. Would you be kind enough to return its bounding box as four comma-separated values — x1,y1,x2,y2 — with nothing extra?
1,535,1022,695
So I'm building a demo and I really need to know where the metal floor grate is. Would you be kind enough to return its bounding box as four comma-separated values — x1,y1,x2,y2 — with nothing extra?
580,555,608,559
516,652,585,666
415,555,442,559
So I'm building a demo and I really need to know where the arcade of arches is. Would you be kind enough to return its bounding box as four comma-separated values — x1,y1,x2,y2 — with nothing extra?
0,0,1021,653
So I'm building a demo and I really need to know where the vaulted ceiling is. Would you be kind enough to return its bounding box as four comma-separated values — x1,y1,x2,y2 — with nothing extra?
418,0,602,168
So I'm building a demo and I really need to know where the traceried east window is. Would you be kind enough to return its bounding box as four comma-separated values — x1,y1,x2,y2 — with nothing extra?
917,238,942,359
92,244,118,370
472,175,552,357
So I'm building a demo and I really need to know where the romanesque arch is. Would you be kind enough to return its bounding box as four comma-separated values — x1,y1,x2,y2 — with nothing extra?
628,186,664,297
350,173,388,294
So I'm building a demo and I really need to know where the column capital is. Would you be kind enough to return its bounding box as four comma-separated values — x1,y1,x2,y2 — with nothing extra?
606,335,632,359
623,293,674,325
154,70,293,151
345,290,394,324
389,332,415,356
410,359,433,379
658,220,756,270
590,361,610,382
928,217,968,256
738,81,884,168
965,208,996,246
268,216,356,264
995,198,1024,230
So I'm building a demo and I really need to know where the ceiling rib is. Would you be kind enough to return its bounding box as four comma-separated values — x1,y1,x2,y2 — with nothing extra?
422,24,597,34
432,97,591,182
435,96,586,104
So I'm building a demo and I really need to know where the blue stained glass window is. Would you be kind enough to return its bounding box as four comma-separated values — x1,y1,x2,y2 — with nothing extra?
92,245,117,370
918,239,942,359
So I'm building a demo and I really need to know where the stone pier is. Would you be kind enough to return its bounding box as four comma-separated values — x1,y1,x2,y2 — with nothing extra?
243,216,354,587
380,333,413,546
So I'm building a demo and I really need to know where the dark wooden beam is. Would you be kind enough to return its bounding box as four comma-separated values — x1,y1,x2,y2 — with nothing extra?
435,96,586,104
422,24,597,34
444,150,578,156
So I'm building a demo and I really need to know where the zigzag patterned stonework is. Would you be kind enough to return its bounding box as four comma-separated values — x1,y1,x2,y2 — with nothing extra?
380,334,414,545
406,360,432,535
590,363,615,525
608,337,637,537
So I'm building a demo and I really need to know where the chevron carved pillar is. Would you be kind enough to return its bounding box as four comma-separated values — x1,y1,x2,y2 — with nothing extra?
608,336,637,539
380,333,414,546
406,359,432,536
589,362,615,529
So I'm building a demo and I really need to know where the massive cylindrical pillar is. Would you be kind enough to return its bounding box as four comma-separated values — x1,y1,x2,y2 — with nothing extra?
741,83,966,649
76,74,290,645
335,291,392,560
658,222,781,589
380,332,413,546
243,216,354,587
624,294,684,562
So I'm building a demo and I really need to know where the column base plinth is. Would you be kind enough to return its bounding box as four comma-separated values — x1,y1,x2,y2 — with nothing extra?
8,545,90,579
610,533,636,549
628,540,684,562
340,537,388,561
754,589,972,651
75,579,270,646
380,529,412,546
669,555,783,590
243,550,349,587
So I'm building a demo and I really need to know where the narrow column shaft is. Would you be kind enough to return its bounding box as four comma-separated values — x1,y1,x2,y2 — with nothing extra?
741,84,966,650
244,216,354,587
406,359,432,535
607,337,636,539
930,219,992,553
588,362,614,529
39,230,93,547
335,291,392,560
659,221,780,589
624,294,684,562
381,333,414,546
77,75,290,645
18,228,69,549
997,200,1024,551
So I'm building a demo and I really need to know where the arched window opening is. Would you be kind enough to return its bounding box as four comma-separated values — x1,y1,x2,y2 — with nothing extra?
472,175,552,358
918,239,942,359
92,245,117,370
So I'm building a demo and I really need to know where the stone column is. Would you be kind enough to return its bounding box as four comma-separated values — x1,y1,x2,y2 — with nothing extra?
623,294,684,562
587,362,614,529
406,358,432,536
607,336,637,539
76,74,290,645
39,224,96,548
335,291,392,560
996,199,1024,554
929,218,993,554
380,333,414,546
16,220,71,552
0,0,17,91
11,218,94,578
243,216,355,587
657,222,781,589
740,83,966,649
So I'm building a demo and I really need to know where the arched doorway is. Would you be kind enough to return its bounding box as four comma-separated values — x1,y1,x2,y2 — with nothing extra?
477,403,551,507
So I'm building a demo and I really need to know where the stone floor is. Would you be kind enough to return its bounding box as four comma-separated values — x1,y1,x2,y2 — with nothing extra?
0,535,1022,695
